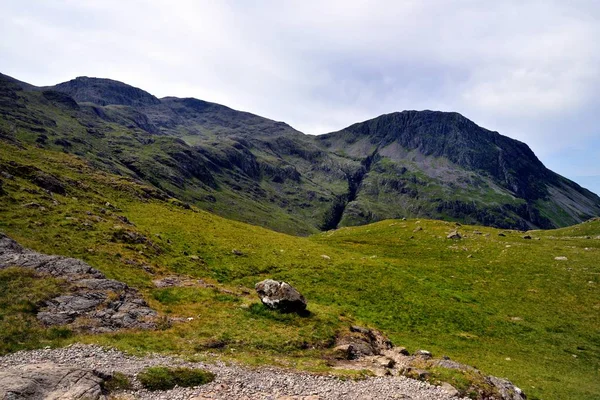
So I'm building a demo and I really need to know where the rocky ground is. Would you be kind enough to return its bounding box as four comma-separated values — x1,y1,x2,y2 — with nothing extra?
0,344,467,400
0,233,156,332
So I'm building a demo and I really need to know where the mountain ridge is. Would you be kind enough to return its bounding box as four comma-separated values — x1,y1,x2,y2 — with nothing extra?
1,72,598,234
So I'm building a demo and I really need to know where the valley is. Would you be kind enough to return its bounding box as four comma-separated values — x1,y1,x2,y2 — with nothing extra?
0,139,598,399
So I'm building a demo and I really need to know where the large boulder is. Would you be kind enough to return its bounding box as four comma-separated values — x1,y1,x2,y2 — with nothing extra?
255,279,307,313
0,363,108,399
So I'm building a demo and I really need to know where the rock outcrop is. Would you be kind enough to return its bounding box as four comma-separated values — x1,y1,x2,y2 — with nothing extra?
0,233,156,333
334,325,393,359
333,326,526,400
255,279,307,313
0,362,108,400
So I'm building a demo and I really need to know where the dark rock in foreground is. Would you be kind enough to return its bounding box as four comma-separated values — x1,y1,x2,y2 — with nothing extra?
255,279,307,313
0,233,156,333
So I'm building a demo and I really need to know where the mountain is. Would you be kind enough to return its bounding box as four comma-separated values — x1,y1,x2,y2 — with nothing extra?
318,111,600,229
1,72,599,234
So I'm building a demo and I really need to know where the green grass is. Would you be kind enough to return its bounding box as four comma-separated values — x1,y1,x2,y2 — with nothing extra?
103,372,132,392
0,267,70,353
0,141,599,399
137,366,215,391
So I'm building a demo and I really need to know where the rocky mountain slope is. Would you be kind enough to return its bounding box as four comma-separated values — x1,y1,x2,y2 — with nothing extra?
1,72,598,234
318,111,600,229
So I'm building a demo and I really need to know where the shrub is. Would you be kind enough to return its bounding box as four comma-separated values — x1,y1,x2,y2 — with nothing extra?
137,366,215,391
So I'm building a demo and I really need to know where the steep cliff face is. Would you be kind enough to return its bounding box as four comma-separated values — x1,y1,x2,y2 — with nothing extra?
317,111,600,229
2,73,598,233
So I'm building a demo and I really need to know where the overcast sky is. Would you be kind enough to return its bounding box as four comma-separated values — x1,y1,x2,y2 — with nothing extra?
1,0,599,194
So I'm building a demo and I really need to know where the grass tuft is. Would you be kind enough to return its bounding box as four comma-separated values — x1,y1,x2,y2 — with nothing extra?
137,366,215,391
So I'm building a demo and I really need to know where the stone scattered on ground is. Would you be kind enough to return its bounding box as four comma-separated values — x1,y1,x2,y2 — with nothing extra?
332,327,526,400
255,279,307,313
0,344,469,400
0,232,156,333
447,231,462,240
153,275,242,297
554,256,568,261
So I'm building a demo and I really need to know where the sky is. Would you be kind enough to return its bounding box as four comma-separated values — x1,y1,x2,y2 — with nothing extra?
1,0,599,194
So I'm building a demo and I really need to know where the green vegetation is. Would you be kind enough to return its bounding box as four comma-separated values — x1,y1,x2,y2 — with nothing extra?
137,366,215,391
103,372,132,392
0,267,69,354
0,140,598,399
3,73,599,239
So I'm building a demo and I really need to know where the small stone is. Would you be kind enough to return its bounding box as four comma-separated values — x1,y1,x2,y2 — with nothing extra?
522,235,532,239
321,254,331,260
440,382,460,397
415,349,432,358
394,347,410,356
373,356,395,368
554,256,568,261
447,231,462,240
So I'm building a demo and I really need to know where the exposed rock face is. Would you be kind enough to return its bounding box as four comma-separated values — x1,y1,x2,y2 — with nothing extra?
255,279,307,313
0,362,108,400
0,233,156,333
334,326,393,359
334,326,526,400
488,376,527,400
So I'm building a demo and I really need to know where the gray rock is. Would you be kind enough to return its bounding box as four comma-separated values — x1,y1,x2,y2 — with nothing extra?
0,232,156,332
255,279,307,313
487,376,526,400
0,362,107,399
335,326,393,359
414,349,432,359
440,382,460,397
447,231,462,239
350,325,371,334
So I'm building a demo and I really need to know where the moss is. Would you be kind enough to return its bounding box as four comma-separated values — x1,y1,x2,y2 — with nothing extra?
103,372,132,392
137,366,214,391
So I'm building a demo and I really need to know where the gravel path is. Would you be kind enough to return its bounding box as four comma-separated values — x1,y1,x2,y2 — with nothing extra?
0,344,465,399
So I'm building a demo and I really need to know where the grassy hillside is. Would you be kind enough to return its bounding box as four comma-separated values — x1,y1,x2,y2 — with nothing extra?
3,73,600,237
0,140,599,399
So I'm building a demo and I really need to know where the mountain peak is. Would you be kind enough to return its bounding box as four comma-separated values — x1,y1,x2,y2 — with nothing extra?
49,76,160,107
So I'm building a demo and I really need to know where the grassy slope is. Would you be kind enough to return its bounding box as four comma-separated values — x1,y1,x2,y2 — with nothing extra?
0,141,598,399
1,87,351,236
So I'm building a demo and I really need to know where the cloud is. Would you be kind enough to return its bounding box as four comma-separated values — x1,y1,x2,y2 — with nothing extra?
0,0,599,190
